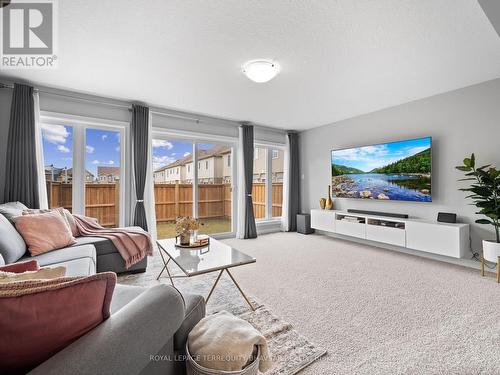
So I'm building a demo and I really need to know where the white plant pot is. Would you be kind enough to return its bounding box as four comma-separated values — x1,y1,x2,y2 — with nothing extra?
482,240,500,263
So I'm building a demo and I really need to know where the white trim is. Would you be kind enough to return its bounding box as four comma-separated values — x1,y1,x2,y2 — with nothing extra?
193,143,199,218
152,127,237,145
266,148,272,220
255,139,286,148
33,93,48,209
40,111,129,129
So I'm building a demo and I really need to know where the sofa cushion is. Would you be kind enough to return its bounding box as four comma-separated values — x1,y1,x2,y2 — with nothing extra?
0,201,28,222
0,213,27,264
49,258,96,277
0,260,39,273
0,272,116,374
13,211,77,256
72,236,117,256
20,244,96,268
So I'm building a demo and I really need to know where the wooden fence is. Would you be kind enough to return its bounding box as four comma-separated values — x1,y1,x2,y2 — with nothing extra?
47,181,283,227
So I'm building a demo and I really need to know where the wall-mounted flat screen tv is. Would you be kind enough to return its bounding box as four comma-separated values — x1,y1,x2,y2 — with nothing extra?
331,137,432,202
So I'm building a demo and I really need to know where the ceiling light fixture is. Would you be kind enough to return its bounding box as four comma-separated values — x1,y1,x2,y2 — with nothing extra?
242,60,280,83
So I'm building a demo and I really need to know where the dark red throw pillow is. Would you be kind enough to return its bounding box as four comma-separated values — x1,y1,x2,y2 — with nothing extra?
0,260,39,273
0,272,116,374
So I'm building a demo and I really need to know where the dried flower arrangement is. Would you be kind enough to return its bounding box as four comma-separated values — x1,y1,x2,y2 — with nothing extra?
175,216,200,236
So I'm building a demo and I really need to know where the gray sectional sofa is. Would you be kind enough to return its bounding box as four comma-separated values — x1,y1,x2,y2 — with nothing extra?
0,202,206,374
0,202,147,276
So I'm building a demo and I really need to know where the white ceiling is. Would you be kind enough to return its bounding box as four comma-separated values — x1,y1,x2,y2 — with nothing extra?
4,0,500,130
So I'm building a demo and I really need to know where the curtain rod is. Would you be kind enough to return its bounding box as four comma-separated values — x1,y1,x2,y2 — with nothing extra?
0,82,200,123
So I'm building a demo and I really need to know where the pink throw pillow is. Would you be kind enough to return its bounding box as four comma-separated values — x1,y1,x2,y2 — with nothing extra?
0,260,39,273
0,272,116,374
13,211,76,256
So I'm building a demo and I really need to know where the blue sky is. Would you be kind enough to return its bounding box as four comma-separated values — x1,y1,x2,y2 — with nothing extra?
42,125,121,177
331,137,431,172
152,141,215,170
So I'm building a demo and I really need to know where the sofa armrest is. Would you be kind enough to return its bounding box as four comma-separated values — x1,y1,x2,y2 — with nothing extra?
28,284,185,375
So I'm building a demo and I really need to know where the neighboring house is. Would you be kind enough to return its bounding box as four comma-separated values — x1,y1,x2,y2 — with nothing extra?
154,146,230,184
154,159,187,184
45,166,94,183
253,148,284,183
97,166,120,184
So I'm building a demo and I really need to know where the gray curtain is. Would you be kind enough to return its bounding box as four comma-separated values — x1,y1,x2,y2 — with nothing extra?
241,124,257,239
131,104,149,231
3,83,39,208
287,131,300,231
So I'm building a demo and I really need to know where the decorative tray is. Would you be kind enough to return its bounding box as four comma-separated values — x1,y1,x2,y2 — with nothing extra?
175,236,210,248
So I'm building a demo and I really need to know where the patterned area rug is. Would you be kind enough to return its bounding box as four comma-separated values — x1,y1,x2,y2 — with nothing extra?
118,251,327,375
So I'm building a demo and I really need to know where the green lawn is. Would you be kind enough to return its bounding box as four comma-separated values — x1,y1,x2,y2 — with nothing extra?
156,218,232,239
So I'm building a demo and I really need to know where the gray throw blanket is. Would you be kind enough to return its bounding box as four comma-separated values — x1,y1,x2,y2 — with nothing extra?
73,214,153,269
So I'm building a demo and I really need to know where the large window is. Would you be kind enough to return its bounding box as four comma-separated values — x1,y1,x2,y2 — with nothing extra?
41,114,126,227
253,146,284,220
152,137,234,239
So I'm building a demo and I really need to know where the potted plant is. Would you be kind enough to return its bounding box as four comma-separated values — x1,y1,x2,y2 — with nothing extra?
175,217,200,246
456,154,500,278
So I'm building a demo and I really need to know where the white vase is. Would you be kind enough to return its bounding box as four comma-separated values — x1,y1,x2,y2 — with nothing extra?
482,240,500,263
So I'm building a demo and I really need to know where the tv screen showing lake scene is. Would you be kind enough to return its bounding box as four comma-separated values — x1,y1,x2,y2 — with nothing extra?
331,137,432,202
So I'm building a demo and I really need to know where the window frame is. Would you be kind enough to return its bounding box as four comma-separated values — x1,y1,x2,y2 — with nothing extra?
40,111,128,227
254,142,286,221
152,128,238,238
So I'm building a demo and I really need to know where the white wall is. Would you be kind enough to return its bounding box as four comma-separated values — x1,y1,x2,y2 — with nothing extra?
300,78,500,252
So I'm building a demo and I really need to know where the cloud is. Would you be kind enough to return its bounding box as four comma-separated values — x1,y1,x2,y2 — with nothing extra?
41,124,70,144
115,146,120,152
86,145,94,154
101,135,108,141
57,145,70,153
91,160,116,166
152,140,173,149
153,155,176,170
183,152,191,157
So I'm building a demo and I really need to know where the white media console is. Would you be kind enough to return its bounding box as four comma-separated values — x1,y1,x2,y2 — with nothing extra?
311,209,470,258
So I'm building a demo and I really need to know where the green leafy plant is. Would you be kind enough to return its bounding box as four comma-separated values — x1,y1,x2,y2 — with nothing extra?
456,154,500,243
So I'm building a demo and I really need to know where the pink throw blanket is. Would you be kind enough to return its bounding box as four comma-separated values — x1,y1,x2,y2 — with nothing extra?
73,215,153,269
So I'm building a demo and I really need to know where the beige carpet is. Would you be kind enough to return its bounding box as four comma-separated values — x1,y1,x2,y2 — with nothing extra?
220,233,500,374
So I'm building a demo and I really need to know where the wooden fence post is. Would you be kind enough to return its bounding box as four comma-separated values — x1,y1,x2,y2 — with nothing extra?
175,183,180,218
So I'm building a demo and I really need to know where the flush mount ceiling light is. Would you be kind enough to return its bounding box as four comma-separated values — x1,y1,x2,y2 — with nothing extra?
242,60,280,83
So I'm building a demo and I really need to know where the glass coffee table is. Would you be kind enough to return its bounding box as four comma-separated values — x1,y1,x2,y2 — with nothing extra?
156,237,257,311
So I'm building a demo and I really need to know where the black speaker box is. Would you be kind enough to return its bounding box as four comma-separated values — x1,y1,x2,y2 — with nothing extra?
437,212,457,223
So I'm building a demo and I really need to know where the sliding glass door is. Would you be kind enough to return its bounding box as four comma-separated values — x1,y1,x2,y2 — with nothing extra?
152,135,235,239
40,113,126,227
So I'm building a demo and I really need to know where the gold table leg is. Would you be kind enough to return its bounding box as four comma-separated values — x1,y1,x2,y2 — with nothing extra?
497,256,500,283
206,270,224,303
225,268,255,311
